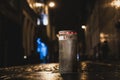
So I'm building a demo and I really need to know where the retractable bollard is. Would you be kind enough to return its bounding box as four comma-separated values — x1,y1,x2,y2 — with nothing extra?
58,30,78,74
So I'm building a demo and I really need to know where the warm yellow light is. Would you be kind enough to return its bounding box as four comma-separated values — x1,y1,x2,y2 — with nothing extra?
100,38,106,43
100,33,109,43
48,2,55,8
34,3,44,7
111,0,120,8
100,33,104,38
27,0,34,9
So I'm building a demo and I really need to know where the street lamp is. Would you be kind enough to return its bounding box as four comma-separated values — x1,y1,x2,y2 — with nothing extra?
82,25,86,29
48,1,55,8
34,1,55,8
82,25,87,31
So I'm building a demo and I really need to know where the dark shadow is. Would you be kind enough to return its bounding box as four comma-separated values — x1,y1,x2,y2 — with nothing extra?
61,73,80,80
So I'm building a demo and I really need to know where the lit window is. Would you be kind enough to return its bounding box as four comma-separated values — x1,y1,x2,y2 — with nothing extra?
37,18,41,25
43,14,48,26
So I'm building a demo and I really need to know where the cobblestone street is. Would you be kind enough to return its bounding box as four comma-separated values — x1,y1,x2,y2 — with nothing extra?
1,61,120,80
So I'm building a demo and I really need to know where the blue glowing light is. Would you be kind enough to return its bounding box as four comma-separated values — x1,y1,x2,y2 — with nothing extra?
37,38,48,62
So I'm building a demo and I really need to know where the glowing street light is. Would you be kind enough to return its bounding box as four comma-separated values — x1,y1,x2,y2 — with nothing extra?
34,3,44,7
111,0,120,9
82,25,87,32
48,1,55,8
34,1,55,8
82,25,86,29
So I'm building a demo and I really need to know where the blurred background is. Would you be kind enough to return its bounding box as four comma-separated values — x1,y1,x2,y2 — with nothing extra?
0,0,120,67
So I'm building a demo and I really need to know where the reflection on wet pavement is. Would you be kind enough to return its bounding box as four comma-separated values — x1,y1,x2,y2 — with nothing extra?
1,61,120,80
80,72,88,80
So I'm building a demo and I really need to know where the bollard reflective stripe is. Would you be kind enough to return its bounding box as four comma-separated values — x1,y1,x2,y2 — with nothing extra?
58,30,78,74
58,30,77,40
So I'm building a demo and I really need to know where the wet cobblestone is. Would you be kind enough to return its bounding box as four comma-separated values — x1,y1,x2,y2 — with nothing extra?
1,61,120,80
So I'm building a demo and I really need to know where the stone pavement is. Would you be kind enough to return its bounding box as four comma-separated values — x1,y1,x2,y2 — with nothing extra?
0,61,120,80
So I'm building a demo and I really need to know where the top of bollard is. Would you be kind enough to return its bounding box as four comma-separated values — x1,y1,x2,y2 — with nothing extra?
59,30,77,35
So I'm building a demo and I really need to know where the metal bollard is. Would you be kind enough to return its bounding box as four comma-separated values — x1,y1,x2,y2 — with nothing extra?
58,30,78,74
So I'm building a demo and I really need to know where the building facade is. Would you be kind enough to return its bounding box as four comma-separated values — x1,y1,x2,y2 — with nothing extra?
0,0,38,67
86,0,120,60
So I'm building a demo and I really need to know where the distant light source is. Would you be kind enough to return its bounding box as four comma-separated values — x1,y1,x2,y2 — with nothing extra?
43,14,48,26
100,33,104,38
100,33,106,42
100,32,109,43
48,1,55,8
82,25,86,29
37,18,41,25
111,0,120,9
34,3,44,7
24,56,27,59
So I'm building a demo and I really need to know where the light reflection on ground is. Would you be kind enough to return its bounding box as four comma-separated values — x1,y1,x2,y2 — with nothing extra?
1,61,120,80
80,72,88,80
18,72,62,80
